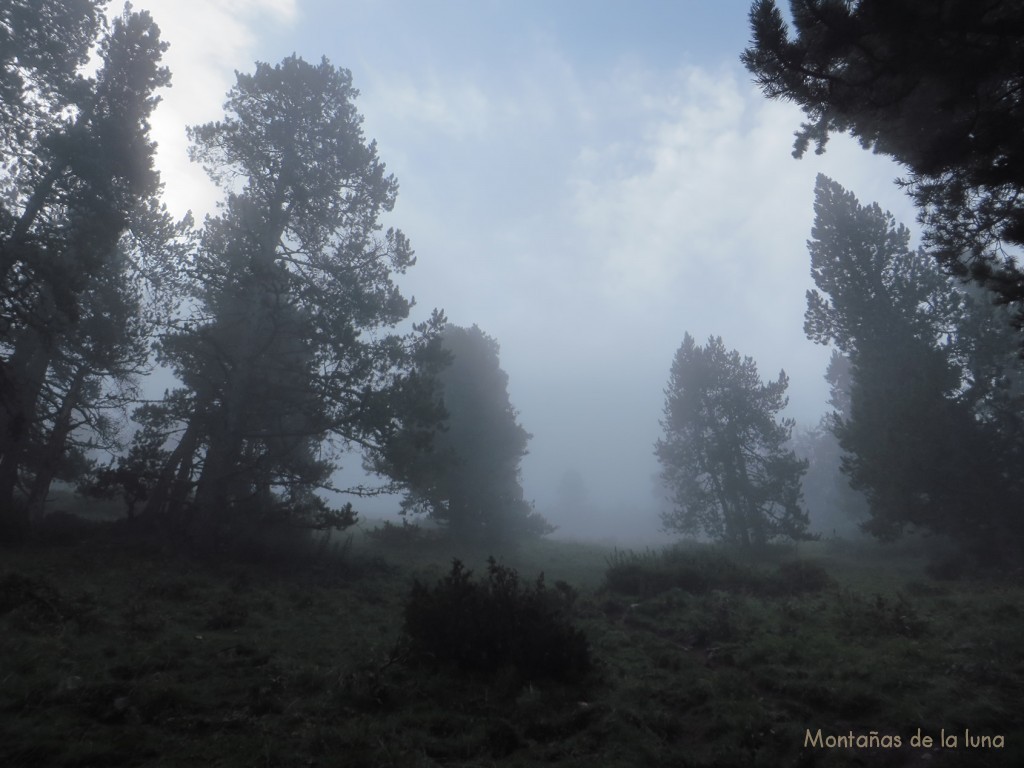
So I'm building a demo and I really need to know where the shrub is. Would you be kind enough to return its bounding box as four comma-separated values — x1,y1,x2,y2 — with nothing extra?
604,547,756,597
0,571,100,633
603,549,679,596
836,590,928,639
770,560,834,595
604,547,833,598
403,558,590,683
0,572,62,618
925,554,968,581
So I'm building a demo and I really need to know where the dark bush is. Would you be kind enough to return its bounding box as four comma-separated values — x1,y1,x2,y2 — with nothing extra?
403,558,590,683
605,547,756,597
603,552,680,597
837,591,928,639
0,571,102,633
925,554,968,581
769,560,834,595
605,547,833,598
0,572,61,617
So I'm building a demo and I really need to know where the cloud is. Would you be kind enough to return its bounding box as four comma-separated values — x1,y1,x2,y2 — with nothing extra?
569,66,883,317
559,60,918,389
361,74,496,140
126,0,299,220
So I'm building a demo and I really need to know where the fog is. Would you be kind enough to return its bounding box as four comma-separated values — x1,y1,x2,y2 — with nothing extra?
134,0,921,543
7,5,1024,766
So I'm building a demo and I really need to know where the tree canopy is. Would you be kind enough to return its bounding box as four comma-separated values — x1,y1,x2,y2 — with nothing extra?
0,4,178,540
804,175,1023,558
656,334,810,548
381,324,551,544
0,10,450,548
743,0,1024,322
143,55,444,545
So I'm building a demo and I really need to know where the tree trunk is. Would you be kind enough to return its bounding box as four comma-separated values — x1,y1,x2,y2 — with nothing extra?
0,160,67,285
191,365,251,529
182,188,288,542
145,416,203,519
0,333,53,541
25,367,87,522
190,274,274,533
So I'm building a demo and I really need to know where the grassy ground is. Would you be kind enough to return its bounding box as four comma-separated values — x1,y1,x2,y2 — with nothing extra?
1,515,1022,767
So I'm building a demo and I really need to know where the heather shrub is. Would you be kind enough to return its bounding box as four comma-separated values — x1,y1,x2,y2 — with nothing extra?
769,559,834,595
605,547,833,598
604,547,756,597
403,558,590,683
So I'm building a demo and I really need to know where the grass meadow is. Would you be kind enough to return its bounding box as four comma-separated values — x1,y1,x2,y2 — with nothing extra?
1,506,1022,767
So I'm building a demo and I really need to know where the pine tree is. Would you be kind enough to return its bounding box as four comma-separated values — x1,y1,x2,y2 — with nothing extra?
804,175,1022,557
0,5,176,539
148,56,443,545
743,0,1024,323
380,324,551,544
656,334,810,547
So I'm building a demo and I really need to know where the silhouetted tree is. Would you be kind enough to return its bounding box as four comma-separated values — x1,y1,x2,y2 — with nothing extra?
656,334,810,547
804,175,1023,557
0,5,177,540
553,468,591,528
743,0,1024,324
149,56,443,545
382,324,551,544
791,352,869,537
0,0,103,212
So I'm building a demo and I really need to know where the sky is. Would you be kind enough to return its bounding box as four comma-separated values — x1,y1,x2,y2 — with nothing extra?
133,0,922,541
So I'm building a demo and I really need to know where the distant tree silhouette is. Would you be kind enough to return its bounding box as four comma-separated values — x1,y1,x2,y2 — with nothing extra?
554,468,591,527
656,334,810,547
791,353,869,538
380,324,551,544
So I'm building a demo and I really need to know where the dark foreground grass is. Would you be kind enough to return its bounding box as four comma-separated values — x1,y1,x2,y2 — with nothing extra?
1,522,1022,767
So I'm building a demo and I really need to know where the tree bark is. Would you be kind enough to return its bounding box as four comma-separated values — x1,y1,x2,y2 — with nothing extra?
0,332,53,540
25,367,86,522
145,416,203,519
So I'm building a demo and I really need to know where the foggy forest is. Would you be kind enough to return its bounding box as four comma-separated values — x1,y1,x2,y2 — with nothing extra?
1,1,1022,766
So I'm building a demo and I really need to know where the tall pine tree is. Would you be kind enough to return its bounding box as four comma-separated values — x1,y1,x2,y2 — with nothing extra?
148,56,443,545
804,175,1022,558
0,5,176,540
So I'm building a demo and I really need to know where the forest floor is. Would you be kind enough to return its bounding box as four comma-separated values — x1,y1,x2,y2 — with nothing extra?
1,510,1022,767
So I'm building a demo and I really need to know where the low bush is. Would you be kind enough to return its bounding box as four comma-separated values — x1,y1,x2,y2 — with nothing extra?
605,547,755,597
402,558,590,683
836,590,928,639
925,554,969,581
770,560,834,595
0,572,63,618
604,547,834,598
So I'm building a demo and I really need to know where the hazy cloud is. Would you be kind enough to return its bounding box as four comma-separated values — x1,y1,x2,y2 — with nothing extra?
132,0,299,219
363,75,496,140
338,49,921,530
